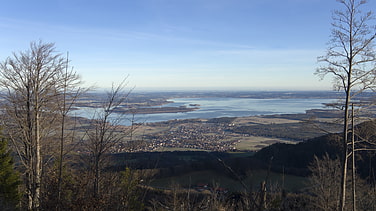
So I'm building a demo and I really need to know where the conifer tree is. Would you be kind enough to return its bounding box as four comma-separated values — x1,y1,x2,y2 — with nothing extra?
0,137,20,210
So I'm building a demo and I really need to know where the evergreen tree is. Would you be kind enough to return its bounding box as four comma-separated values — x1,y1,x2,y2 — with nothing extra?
0,137,20,210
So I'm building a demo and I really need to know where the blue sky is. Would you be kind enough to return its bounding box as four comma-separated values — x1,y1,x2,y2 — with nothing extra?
1,0,374,90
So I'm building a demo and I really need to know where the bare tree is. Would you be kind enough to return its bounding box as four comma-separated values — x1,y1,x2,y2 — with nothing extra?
0,41,81,210
82,79,132,198
315,0,376,210
309,154,342,211
54,52,85,210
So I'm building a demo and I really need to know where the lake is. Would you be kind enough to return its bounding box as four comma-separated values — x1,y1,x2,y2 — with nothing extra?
123,97,334,125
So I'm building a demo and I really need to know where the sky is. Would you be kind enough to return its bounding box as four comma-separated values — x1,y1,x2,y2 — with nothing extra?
0,0,375,91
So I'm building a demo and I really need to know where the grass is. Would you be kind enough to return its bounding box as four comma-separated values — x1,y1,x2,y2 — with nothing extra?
235,136,296,151
233,116,300,125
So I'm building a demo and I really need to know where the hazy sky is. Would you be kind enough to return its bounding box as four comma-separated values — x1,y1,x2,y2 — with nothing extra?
1,0,374,90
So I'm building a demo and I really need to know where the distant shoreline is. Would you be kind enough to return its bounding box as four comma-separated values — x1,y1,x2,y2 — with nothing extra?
73,91,376,125
120,106,200,114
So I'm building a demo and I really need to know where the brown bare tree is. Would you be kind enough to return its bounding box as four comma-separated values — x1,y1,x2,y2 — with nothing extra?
315,0,376,210
82,79,132,199
309,154,342,211
54,52,85,210
0,41,81,210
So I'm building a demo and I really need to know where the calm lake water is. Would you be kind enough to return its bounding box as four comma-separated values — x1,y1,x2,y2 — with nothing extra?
123,97,334,125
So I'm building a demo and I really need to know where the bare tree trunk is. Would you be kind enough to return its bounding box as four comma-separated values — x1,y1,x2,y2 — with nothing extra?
351,104,356,211
340,86,351,211
34,89,41,210
57,53,68,209
55,52,83,210
26,81,34,210
27,171,32,210
57,111,65,210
